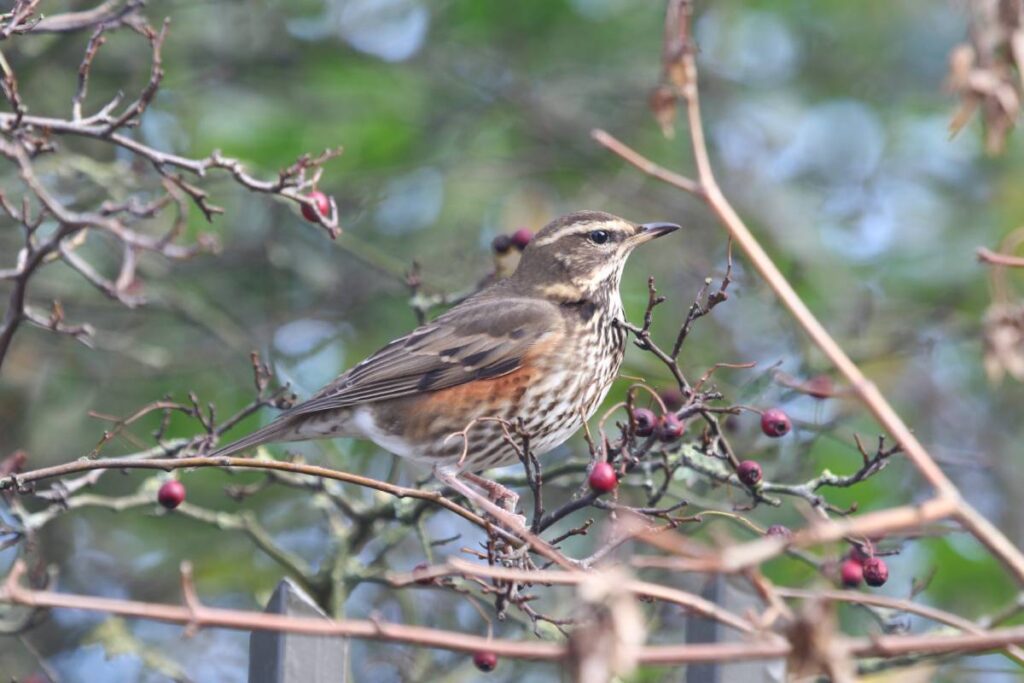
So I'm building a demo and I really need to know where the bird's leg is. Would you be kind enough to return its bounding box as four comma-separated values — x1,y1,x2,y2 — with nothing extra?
434,466,527,534
434,466,582,571
463,471,520,514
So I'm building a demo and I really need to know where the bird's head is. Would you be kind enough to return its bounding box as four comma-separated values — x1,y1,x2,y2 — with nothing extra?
511,210,679,302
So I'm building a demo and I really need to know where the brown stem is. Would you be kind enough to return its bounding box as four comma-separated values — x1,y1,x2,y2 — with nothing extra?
0,454,577,564
399,557,755,634
778,586,1024,666
978,246,1024,268
6,558,1024,664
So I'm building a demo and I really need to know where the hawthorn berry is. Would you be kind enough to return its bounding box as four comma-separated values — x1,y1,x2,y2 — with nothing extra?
658,387,685,411
588,461,618,494
300,191,331,222
862,557,889,587
473,651,498,672
157,480,186,509
510,228,533,250
723,415,740,433
631,407,657,437
760,408,792,437
840,558,864,587
491,234,513,254
765,524,792,540
737,460,762,486
657,413,685,442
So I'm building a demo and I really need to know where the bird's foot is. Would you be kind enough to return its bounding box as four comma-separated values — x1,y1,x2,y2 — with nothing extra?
434,467,527,535
463,472,521,515
433,466,579,571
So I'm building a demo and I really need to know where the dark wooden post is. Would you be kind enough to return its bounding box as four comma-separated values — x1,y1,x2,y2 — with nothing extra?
248,578,348,683
685,576,786,683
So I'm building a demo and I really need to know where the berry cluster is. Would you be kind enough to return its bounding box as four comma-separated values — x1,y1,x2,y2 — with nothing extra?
616,403,798,494
840,547,889,588
587,405,692,495
595,398,892,592
491,229,533,254
630,406,686,443
731,406,795,489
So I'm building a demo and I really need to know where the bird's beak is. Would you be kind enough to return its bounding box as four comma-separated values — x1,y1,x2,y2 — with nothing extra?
631,221,681,245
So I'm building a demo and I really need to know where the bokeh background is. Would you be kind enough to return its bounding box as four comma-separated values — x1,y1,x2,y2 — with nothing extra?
2,0,1024,681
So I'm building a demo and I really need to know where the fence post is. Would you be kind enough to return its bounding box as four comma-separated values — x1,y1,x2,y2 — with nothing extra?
248,578,348,683
685,576,786,683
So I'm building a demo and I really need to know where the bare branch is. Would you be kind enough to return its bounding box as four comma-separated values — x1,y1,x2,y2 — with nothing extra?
979,246,1024,267
592,0,1024,586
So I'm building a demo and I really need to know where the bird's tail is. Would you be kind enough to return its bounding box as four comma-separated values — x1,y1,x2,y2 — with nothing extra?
206,418,293,459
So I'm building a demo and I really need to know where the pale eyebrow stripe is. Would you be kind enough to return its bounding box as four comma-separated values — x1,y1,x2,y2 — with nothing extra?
531,222,630,247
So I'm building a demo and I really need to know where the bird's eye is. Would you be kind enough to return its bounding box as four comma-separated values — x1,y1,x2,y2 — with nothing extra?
588,230,610,245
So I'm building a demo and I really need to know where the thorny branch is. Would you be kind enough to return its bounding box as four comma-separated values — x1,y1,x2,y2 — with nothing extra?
0,0,342,373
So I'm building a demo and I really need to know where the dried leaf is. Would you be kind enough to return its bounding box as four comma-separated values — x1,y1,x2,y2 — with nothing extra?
666,60,688,92
982,302,1024,384
947,43,975,90
786,599,856,682
949,95,980,137
649,85,677,139
567,568,646,681
945,7,1024,153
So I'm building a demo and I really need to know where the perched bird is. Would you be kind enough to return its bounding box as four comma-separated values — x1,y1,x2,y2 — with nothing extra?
210,211,678,532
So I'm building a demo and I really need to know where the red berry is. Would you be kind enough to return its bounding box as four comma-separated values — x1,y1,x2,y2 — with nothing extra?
588,461,618,493
157,480,186,509
491,234,513,254
300,191,331,222
657,413,685,442
760,408,792,437
737,460,762,486
840,558,863,587
631,408,657,437
862,557,889,587
412,562,432,586
510,228,533,250
473,651,498,672
658,387,685,411
765,524,792,540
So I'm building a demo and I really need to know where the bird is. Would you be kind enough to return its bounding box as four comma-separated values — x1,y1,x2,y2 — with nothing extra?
209,210,678,536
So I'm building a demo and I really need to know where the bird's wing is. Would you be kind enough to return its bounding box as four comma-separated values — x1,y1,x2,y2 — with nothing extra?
283,296,563,416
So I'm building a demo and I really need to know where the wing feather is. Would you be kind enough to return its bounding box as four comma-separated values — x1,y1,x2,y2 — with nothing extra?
282,296,561,417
